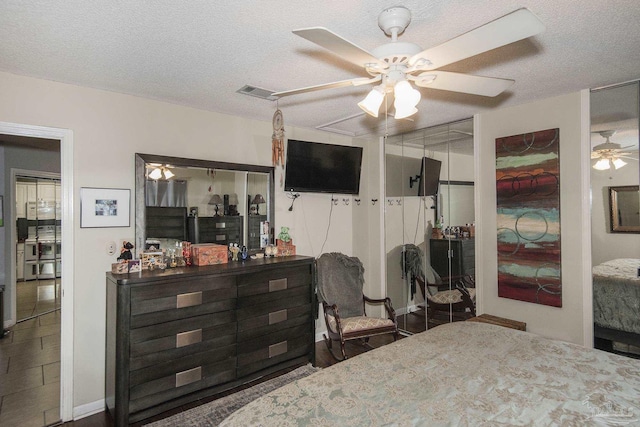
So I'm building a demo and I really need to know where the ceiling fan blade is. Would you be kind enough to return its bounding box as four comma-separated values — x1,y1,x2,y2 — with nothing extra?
293,27,388,69
412,71,514,97
409,8,545,69
272,76,380,98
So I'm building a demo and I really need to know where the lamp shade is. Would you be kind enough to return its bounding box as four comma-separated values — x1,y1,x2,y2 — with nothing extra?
358,87,385,117
228,193,239,205
208,194,223,205
148,168,162,180
252,194,266,205
612,158,627,169
163,168,175,179
393,80,420,119
593,159,610,170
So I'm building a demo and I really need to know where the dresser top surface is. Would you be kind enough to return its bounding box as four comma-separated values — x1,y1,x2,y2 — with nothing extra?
107,255,314,285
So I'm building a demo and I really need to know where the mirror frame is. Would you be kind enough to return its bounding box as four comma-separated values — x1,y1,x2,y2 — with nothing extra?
135,153,275,255
608,185,640,233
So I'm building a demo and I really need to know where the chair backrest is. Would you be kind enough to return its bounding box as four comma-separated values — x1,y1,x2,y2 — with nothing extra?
403,244,441,286
316,253,365,318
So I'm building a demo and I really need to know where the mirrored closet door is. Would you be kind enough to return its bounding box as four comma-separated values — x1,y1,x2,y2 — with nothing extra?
384,118,476,334
590,81,640,356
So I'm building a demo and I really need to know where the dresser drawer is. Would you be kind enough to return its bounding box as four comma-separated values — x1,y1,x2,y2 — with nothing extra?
129,311,236,370
130,275,236,328
237,286,310,319
237,305,312,342
236,326,312,378
129,356,236,414
237,265,310,297
129,345,236,401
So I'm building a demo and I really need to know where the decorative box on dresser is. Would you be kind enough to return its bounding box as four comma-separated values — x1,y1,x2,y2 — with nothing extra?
105,256,315,426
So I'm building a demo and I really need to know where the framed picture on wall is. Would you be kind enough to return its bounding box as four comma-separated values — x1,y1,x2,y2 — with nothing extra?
80,187,130,228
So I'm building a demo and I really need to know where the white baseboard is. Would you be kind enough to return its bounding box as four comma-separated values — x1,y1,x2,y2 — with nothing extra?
73,399,105,420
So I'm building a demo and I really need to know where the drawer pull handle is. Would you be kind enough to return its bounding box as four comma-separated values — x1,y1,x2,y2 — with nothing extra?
268,341,287,358
176,329,202,348
269,309,288,325
269,278,288,292
175,366,202,388
215,234,226,241
176,291,202,309
215,223,226,229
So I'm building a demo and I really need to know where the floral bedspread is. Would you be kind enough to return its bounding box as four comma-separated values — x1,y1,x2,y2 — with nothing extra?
221,322,640,426
593,258,640,334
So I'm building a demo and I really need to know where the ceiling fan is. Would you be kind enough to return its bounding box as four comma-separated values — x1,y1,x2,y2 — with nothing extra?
146,163,175,179
270,6,546,119
591,130,638,170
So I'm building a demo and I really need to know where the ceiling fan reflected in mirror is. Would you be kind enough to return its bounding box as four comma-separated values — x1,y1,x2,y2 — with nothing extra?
147,163,175,180
591,130,638,171
270,6,546,119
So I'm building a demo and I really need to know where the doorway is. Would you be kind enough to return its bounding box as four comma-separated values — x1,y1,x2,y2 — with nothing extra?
0,122,74,424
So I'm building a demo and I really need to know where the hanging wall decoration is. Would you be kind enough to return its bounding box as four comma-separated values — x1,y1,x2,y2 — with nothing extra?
495,128,561,307
272,109,285,169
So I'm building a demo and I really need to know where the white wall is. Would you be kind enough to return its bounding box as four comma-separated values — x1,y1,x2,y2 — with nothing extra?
591,163,640,266
475,91,590,345
0,70,362,413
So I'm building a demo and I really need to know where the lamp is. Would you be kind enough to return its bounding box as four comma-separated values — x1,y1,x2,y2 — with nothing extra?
148,165,175,180
393,80,421,119
358,86,385,117
208,194,223,216
592,157,628,170
251,194,266,215
612,158,627,169
358,80,421,119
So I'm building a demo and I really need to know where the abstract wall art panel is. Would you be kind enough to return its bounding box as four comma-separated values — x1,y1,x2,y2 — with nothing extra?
495,128,561,307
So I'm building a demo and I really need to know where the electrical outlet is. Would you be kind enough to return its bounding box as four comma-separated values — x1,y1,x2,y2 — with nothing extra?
106,241,117,256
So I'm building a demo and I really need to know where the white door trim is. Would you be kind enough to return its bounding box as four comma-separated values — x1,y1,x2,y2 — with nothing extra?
0,121,74,421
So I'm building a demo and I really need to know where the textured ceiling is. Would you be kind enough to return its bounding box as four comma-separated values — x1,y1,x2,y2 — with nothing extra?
1,0,639,140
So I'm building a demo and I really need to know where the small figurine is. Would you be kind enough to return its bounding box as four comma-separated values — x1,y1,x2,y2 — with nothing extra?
117,241,134,261
230,243,240,261
278,226,291,243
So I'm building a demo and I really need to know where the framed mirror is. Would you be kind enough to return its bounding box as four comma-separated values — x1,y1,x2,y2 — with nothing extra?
608,185,640,233
134,153,275,256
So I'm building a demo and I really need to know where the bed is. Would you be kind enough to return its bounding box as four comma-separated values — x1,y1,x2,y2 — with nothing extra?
593,258,640,345
220,322,640,426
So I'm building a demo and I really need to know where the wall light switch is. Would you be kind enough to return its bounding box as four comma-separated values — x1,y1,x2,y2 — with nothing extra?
106,241,117,256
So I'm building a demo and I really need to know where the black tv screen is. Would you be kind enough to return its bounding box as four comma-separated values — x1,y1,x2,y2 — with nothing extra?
418,157,442,196
284,140,363,194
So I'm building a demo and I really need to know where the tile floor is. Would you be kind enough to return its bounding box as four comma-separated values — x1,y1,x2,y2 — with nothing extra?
0,279,61,427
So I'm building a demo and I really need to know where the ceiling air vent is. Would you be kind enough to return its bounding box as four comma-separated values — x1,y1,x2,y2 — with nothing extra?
236,85,277,101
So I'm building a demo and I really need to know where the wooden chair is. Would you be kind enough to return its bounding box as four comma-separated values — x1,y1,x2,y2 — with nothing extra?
416,274,476,320
316,253,398,360
403,244,475,320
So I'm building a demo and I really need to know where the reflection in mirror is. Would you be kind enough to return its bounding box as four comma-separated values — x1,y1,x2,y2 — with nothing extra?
590,80,639,358
135,153,274,256
609,185,640,232
384,118,475,335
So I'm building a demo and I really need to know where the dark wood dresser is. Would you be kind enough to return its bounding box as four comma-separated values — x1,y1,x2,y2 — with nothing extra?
429,238,475,278
187,216,243,246
105,256,315,426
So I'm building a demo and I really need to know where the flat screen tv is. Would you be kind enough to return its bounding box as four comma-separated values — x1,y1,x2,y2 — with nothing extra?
284,139,363,194
418,157,442,197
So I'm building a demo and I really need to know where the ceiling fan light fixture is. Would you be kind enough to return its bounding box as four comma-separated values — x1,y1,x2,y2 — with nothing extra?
163,168,175,179
394,80,421,106
358,87,385,117
593,158,611,171
394,105,418,119
612,158,627,169
149,168,163,180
